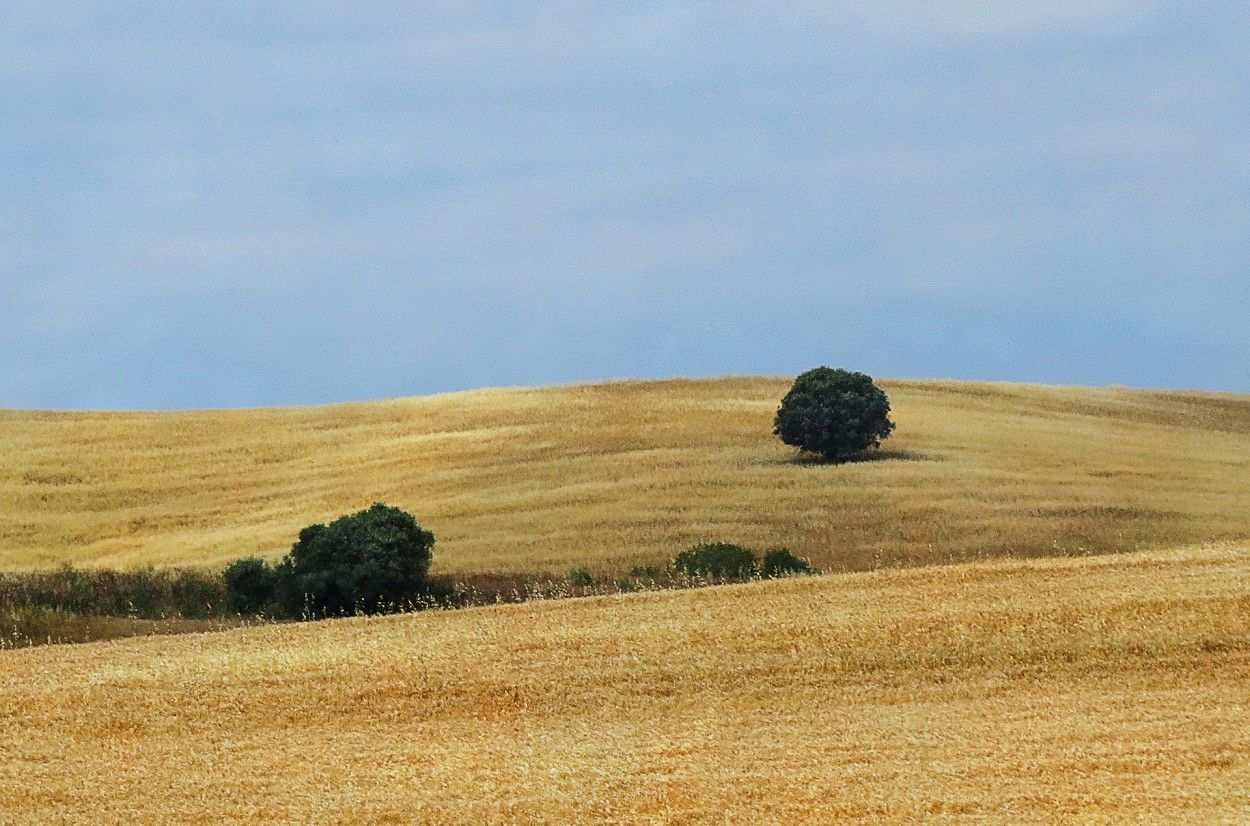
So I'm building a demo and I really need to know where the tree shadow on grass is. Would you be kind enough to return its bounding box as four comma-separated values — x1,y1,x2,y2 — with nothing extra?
778,447,932,467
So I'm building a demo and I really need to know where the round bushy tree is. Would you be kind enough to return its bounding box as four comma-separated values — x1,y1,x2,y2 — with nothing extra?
773,367,895,463
279,503,435,617
673,542,758,580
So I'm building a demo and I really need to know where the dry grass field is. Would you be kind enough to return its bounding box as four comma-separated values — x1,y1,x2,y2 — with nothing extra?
1,542,1247,824
2,377,1249,576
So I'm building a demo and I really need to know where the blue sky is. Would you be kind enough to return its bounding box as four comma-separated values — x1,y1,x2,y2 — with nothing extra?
2,2,1247,409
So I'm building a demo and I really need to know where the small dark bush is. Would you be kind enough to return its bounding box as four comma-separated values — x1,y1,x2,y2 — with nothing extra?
568,568,595,587
629,565,662,579
761,548,814,578
615,577,640,593
673,542,758,580
223,557,279,615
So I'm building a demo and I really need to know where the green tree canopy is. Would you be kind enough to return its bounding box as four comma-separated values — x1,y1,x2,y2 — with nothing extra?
673,542,758,580
773,367,895,463
276,503,435,617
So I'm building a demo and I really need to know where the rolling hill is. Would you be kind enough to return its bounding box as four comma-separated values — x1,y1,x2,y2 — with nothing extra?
3,377,1249,823
2,377,1248,576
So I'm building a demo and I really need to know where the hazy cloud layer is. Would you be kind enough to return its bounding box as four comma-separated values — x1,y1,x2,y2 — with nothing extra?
2,2,1247,408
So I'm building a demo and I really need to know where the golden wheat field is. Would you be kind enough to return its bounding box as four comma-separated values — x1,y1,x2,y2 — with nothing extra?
1,542,1247,824
2,377,1249,575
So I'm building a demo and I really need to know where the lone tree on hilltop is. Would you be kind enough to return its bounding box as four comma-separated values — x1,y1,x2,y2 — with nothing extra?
774,367,895,463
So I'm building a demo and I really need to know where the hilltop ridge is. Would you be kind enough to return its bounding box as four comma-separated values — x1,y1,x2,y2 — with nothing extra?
1,377,1248,573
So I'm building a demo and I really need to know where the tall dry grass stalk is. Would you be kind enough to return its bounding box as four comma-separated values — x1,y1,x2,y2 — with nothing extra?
2,377,1247,575
1,543,1247,823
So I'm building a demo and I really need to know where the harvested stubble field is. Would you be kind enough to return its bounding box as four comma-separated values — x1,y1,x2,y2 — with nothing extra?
1,542,1248,824
2,377,1249,575
3,378,1249,823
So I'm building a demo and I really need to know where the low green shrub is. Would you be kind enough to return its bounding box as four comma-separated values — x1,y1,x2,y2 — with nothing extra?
673,542,758,580
0,565,227,620
761,548,814,578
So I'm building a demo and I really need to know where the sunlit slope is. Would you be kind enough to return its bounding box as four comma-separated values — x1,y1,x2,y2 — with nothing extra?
1,377,1248,573
2,544,1248,824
